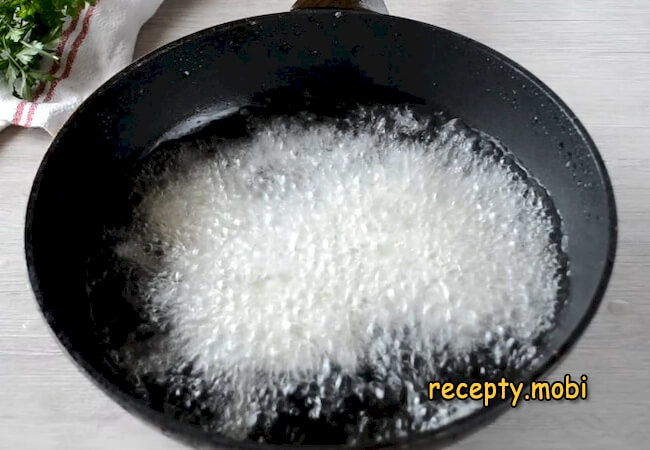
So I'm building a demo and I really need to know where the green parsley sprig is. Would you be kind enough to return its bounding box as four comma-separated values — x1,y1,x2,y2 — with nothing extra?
0,0,96,100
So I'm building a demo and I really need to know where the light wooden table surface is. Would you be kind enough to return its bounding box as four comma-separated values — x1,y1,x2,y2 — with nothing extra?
1,1,648,449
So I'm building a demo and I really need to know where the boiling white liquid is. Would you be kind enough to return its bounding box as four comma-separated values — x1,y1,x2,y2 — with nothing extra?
115,109,562,443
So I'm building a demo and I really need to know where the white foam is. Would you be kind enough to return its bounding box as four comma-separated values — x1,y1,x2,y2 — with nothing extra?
115,108,562,442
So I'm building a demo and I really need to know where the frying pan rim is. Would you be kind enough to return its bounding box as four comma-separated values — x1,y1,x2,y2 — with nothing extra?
24,8,618,449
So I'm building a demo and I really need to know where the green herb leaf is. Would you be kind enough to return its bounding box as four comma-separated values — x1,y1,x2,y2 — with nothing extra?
0,0,97,100
15,44,38,64
6,26,23,42
29,70,53,81
5,63,17,85
15,72,28,98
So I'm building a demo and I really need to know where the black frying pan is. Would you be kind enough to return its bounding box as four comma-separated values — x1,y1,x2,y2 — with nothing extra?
25,1,617,448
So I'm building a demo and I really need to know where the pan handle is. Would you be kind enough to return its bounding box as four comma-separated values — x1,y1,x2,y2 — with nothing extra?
291,0,389,14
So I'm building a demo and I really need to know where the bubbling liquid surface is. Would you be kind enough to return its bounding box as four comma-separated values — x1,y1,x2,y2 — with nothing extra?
101,107,566,445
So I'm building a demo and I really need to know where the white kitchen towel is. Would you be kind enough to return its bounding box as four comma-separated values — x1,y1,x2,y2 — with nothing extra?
0,0,163,135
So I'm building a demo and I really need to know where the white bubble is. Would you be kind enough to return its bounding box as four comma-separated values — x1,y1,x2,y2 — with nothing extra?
114,107,563,443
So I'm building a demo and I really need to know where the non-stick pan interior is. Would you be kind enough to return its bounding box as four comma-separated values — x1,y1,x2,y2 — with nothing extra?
26,10,616,448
